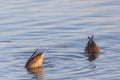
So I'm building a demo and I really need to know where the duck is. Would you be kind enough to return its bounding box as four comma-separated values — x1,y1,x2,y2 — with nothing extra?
84,35,100,54
25,49,44,69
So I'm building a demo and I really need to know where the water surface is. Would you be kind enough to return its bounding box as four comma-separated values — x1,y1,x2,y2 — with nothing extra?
0,0,120,80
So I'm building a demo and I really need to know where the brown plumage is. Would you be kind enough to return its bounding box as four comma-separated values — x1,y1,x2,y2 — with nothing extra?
25,49,44,69
87,54,98,62
85,35,100,54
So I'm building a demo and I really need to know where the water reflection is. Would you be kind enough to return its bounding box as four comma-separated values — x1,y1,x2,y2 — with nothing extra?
26,66,45,79
87,53,99,62
85,54,99,69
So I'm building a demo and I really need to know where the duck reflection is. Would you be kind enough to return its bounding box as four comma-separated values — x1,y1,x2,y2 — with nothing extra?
26,66,45,79
87,53,99,62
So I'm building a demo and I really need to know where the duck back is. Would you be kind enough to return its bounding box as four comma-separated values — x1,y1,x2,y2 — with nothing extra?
25,49,44,69
85,35,100,54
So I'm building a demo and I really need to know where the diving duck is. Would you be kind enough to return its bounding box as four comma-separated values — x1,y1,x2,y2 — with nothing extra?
25,49,44,69
84,35,100,54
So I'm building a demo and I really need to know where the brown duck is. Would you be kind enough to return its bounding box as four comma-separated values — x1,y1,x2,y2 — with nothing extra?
85,35,100,54
25,49,44,69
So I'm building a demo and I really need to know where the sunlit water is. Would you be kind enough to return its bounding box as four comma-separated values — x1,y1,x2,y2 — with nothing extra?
0,0,120,80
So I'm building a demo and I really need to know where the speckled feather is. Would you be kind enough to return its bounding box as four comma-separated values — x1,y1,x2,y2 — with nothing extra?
85,35,100,54
25,49,44,69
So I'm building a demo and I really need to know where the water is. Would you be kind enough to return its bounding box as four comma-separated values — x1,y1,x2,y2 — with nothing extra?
0,0,120,80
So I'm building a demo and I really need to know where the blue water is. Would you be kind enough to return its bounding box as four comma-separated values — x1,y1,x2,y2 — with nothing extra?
0,0,120,80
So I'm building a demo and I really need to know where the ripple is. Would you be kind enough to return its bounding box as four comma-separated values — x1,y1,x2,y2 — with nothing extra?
0,0,120,80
